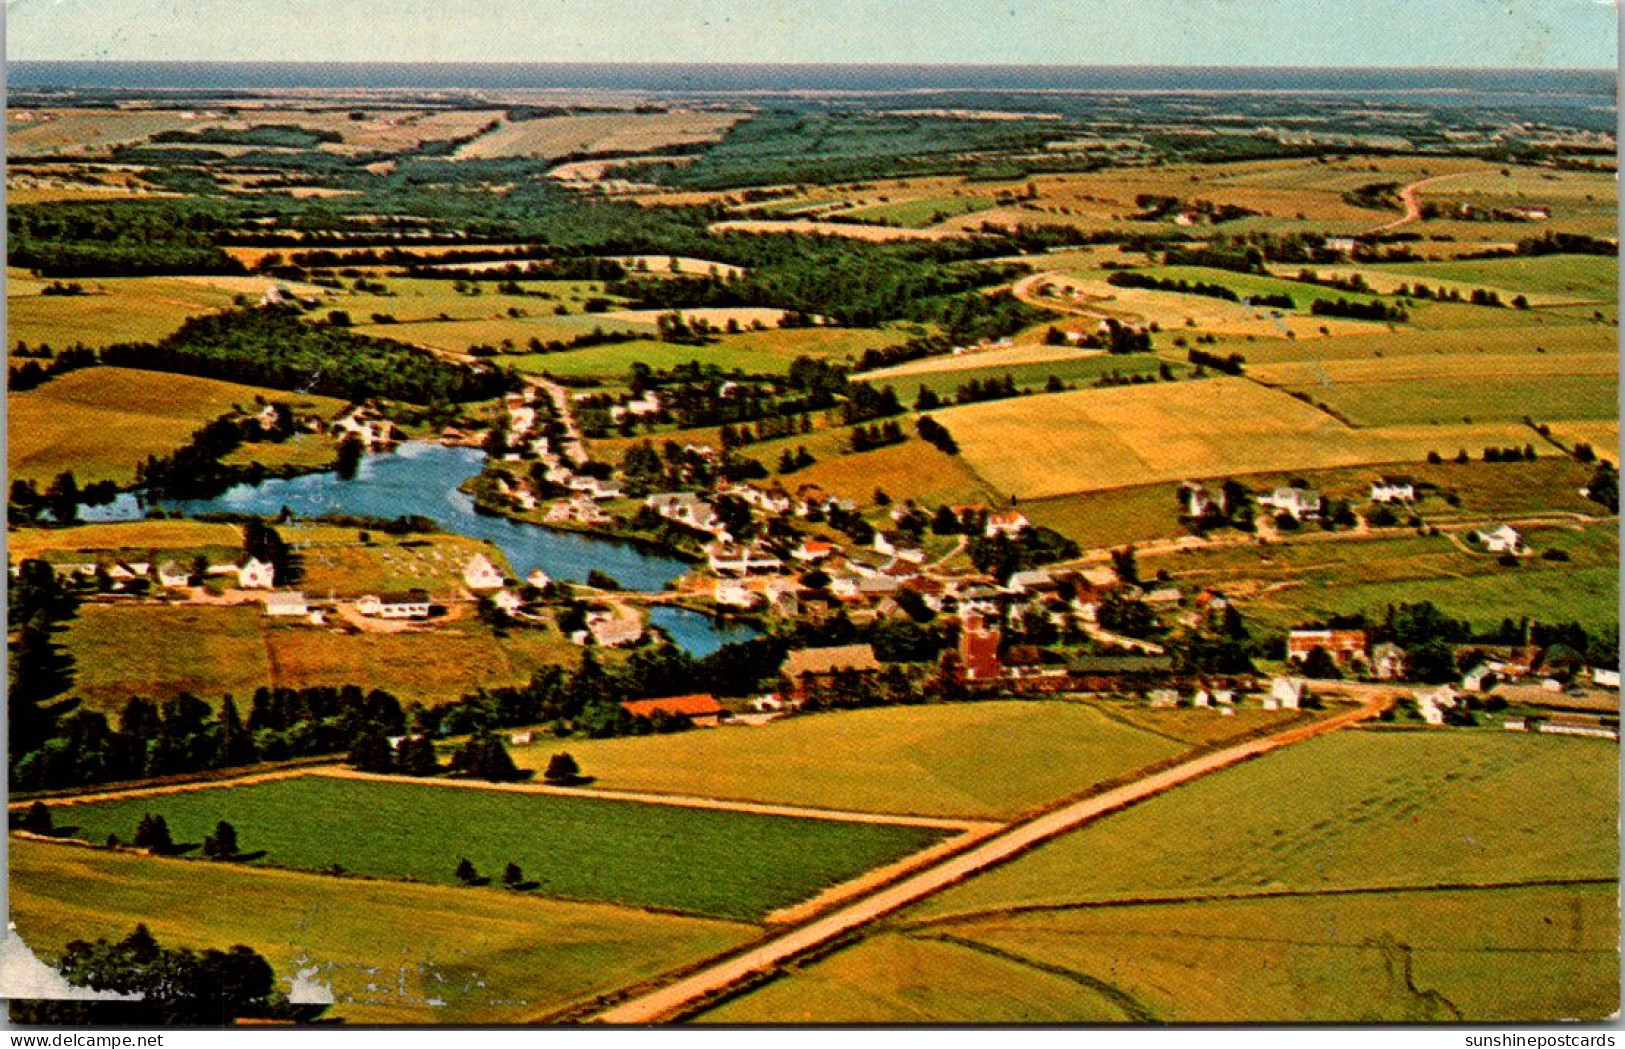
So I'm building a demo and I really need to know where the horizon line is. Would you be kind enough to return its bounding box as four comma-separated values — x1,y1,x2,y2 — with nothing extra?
8,59,1618,74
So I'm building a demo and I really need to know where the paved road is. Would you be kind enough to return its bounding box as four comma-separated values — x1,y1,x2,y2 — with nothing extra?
591,691,1391,1024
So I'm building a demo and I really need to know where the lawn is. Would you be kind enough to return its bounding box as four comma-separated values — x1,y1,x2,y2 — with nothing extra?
940,379,1538,500
9,367,346,485
915,730,1618,920
286,526,505,598
510,701,1190,820
42,775,947,921
10,838,753,1025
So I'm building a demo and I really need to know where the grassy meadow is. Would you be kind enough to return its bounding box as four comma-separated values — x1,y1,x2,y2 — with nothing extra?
42,775,946,921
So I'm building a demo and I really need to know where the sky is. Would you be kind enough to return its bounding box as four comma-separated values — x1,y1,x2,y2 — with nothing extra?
5,0,1619,68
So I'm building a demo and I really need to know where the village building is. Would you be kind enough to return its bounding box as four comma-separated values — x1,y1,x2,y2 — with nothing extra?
356,590,433,619
763,578,802,617
263,591,308,617
526,568,552,590
157,561,192,589
957,612,1003,682
586,609,642,647
873,531,925,564
1461,665,1498,692
1593,667,1621,690
1268,677,1309,710
1475,524,1526,555
779,644,883,706
237,557,276,590
491,589,524,614
1371,642,1408,681
463,553,505,590
792,538,835,562
545,496,612,527
1179,482,1224,518
1288,627,1369,665
707,542,783,576
1369,477,1417,503
621,693,725,729
714,578,764,610
1148,689,1180,708
1258,486,1323,521
984,510,1030,538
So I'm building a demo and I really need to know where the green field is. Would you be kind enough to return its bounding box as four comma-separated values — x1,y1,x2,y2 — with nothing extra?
839,194,993,228
59,603,581,710
9,367,346,485
916,731,1618,919
1363,255,1618,302
1147,521,1618,634
1281,373,1617,427
705,731,1619,1022
512,701,1191,820
887,353,1178,400
11,837,752,1024
43,775,946,921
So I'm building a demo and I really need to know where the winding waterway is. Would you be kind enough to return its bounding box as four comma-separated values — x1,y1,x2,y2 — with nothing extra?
83,442,758,656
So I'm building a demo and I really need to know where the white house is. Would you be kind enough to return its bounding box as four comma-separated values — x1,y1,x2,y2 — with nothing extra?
237,557,276,590
1258,486,1322,521
1180,482,1223,518
707,542,783,576
463,553,505,590
545,496,612,526
1475,525,1526,555
714,579,763,610
491,589,524,614
1148,689,1180,708
873,531,925,564
264,591,308,617
1369,477,1416,504
1324,236,1359,254
1592,667,1620,689
157,561,192,589
356,590,433,619
1270,677,1309,710
984,510,1030,538
1461,665,1498,692
527,568,553,589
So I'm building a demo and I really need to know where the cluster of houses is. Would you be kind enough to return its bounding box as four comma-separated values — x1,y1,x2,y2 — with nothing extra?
35,555,277,592
1182,476,1425,524
480,388,628,524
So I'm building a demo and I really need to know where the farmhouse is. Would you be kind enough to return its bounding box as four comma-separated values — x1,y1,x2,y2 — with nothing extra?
1369,477,1417,503
1268,677,1309,709
873,531,925,564
156,561,192,589
621,693,725,729
1288,628,1369,664
792,538,835,562
263,591,309,617
984,511,1030,538
1593,668,1620,690
707,542,783,576
356,590,433,619
956,611,1003,682
780,643,883,706
1258,486,1322,521
1180,482,1224,518
491,589,524,614
1475,524,1526,555
463,553,505,590
546,495,612,526
237,557,276,590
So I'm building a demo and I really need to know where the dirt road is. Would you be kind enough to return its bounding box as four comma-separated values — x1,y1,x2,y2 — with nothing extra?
590,692,1391,1024
1361,173,1465,235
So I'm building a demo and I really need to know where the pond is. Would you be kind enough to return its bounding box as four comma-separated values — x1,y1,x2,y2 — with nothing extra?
82,442,760,655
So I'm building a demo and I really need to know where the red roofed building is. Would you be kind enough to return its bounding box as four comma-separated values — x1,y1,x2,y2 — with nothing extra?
1288,628,1369,665
958,611,1003,682
620,693,725,728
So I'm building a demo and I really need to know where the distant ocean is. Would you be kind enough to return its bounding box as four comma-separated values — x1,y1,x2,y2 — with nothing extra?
7,62,1616,103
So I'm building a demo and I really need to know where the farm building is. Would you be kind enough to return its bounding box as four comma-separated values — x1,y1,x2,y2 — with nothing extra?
1475,524,1526,555
356,590,433,619
1371,643,1408,681
1288,628,1369,664
527,568,552,589
156,561,191,589
1179,482,1224,518
1258,487,1322,521
264,591,309,617
237,557,276,590
1268,677,1309,710
491,590,523,614
621,694,725,729
792,538,835,562
463,553,505,590
715,579,764,610
586,609,642,647
707,542,783,576
984,511,1030,538
956,612,1003,682
1369,477,1417,503
1594,668,1620,690
873,531,925,564
780,644,883,706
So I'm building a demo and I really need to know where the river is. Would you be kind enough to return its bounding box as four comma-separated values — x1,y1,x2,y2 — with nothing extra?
82,442,758,657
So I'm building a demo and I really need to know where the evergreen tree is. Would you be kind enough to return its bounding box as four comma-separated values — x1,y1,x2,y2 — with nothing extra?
502,862,524,887
133,813,174,853
347,728,396,774
455,857,479,883
215,696,258,768
202,820,239,860
543,752,582,784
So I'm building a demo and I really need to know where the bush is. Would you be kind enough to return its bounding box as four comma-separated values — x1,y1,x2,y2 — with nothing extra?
544,752,583,784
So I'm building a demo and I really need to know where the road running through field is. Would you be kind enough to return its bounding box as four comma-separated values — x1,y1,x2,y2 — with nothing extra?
589,690,1392,1024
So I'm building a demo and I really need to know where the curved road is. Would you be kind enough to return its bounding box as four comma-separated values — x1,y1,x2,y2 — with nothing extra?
590,689,1392,1024
1361,173,1466,236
